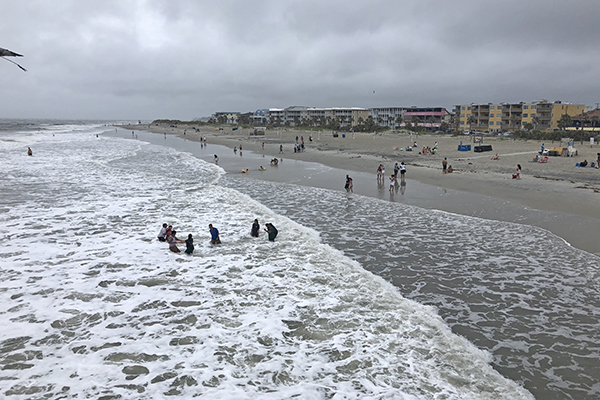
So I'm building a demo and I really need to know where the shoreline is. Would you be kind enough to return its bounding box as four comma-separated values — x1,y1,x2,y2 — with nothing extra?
121,123,600,255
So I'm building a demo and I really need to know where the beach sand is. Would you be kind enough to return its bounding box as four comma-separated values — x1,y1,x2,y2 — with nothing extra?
123,123,600,254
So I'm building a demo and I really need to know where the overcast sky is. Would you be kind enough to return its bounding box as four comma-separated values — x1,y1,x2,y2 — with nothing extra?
1,0,599,120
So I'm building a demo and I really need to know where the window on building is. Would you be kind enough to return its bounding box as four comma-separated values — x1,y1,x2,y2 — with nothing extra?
490,121,494,125
531,105,536,109
531,114,536,117
523,114,528,118
467,107,471,110
461,106,465,110
523,105,529,110
460,114,464,118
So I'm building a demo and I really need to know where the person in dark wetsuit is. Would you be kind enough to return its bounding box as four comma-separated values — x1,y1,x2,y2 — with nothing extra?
251,219,260,237
185,234,194,254
265,223,278,242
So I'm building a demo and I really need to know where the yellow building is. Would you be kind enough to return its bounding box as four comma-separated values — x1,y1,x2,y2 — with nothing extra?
455,100,586,132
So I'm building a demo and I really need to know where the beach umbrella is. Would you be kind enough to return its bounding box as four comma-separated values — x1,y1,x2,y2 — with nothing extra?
0,47,27,71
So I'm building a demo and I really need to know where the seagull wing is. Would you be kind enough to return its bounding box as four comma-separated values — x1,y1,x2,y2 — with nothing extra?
0,47,23,57
0,47,27,71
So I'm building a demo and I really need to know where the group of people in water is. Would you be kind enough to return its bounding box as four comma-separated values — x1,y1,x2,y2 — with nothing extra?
157,223,195,254
159,219,279,254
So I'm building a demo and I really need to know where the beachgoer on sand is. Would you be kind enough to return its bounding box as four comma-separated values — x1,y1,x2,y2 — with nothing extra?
27,147,33,156
513,164,521,179
214,155,219,164
389,175,395,191
442,158,448,173
400,162,406,179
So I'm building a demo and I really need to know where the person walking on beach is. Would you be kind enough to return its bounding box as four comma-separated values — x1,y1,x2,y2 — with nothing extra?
400,162,406,181
389,175,395,192
214,155,219,165
185,234,194,254
442,158,448,173
345,175,353,192
265,223,278,242
251,219,260,237
27,147,33,156
209,224,221,244
279,144,283,154
514,164,522,180
393,163,399,178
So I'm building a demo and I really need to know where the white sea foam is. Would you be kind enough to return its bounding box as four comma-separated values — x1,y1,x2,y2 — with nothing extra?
0,127,534,399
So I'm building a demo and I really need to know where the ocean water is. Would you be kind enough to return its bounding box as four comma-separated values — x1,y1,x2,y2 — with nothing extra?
0,122,597,399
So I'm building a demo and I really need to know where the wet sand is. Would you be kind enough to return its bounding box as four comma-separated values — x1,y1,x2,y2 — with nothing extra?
121,123,600,255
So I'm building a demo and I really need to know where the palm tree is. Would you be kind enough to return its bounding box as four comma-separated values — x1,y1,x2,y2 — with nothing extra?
580,112,590,130
466,115,477,132
532,115,541,131
395,115,403,128
558,114,572,130
427,116,437,131
509,114,521,132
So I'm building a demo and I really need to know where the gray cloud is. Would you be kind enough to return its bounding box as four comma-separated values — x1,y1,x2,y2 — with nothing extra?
1,0,599,119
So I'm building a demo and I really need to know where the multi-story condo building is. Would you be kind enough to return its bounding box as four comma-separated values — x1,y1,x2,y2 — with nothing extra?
455,100,586,132
402,107,450,130
212,112,241,124
370,107,406,129
370,107,450,130
267,106,369,127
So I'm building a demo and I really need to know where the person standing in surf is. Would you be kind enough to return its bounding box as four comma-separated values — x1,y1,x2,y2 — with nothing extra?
185,234,194,254
251,219,260,237
209,224,221,244
345,175,353,193
265,223,278,242
157,223,168,242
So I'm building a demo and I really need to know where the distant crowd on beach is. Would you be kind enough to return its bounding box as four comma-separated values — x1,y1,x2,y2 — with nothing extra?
158,219,278,254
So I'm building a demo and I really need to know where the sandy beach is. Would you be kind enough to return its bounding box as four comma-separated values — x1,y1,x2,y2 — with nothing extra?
123,122,600,254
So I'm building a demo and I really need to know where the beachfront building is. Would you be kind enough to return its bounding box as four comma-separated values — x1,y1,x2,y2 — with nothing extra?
267,106,369,127
456,100,586,132
369,107,450,130
401,107,450,131
212,112,240,124
370,107,406,129
252,109,269,125
570,108,600,131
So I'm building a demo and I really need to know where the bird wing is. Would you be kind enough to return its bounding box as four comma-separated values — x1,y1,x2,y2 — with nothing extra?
0,47,24,57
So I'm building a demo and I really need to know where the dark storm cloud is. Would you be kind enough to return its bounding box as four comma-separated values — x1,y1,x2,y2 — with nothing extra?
1,0,598,119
